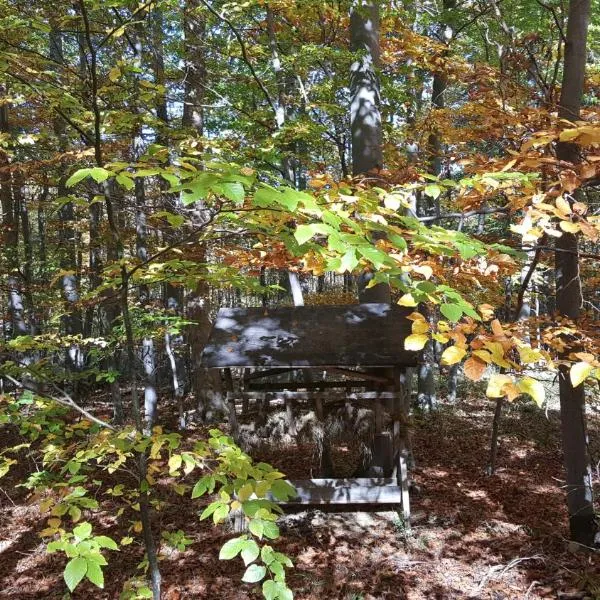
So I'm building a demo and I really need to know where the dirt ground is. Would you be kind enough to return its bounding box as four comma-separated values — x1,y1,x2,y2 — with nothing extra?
1,397,599,599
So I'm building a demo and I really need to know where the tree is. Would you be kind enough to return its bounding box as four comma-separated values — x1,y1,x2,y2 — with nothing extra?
554,0,597,546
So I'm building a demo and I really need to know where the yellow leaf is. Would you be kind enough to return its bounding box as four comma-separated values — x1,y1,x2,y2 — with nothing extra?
413,265,433,280
518,345,543,364
556,196,572,215
559,128,580,142
440,346,466,366
570,362,593,387
404,334,428,351
406,312,425,321
398,293,417,307
133,521,143,533
478,304,495,321
411,320,429,334
168,454,182,474
517,376,545,407
432,333,450,344
486,374,513,398
473,349,492,363
559,221,580,233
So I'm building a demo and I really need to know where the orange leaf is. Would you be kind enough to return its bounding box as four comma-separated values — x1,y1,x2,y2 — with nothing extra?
464,357,486,381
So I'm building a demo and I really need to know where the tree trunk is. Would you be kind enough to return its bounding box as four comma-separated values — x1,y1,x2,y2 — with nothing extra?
350,1,383,175
554,0,596,546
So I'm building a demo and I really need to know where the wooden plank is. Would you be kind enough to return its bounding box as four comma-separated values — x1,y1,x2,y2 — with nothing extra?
243,368,296,381
227,391,400,401
201,303,418,369
246,380,374,391
281,478,401,505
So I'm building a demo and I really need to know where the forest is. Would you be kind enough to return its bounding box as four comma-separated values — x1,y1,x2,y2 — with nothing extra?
0,0,599,598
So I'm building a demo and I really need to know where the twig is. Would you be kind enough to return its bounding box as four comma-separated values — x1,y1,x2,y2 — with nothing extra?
4,375,115,431
472,555,543,596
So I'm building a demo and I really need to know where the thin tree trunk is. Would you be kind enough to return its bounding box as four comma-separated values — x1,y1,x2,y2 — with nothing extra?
554,0,596,546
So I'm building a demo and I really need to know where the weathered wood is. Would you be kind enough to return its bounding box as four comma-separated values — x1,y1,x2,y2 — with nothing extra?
246,380,374,391
201,304,417,369
227,391,400,401
243,367,296,381
281,478,401,505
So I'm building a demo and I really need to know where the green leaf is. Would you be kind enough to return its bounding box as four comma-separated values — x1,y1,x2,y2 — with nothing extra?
115,174,135,190
65,169,92,188
89,167,110,183
219,537,245,560
85,559,104,588
424,184,442,199
262,521,279,540
270,480,296,502
263,580,278,600
294,223,332,245
94,535,118,550
440,303,463,322
64,556,87,592
191,476,211,499
73,522,92,541
241,540,260,566
242,564,266,583
218,181,245,203
248,519,264,539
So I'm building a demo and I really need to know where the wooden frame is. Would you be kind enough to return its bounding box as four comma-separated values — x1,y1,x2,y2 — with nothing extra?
201,304,419,520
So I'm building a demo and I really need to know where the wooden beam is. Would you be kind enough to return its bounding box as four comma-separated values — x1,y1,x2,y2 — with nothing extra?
246,380,373,391
227,391,400,401
280,478,401,505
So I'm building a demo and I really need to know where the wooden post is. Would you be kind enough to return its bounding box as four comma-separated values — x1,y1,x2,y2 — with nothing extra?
223,368,237,439
392,367,410,522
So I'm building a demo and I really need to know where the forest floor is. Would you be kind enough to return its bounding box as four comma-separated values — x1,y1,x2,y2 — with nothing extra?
1,395,599,600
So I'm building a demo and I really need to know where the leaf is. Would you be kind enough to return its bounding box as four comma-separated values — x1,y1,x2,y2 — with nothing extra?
440,346,466,366
73,522,92,541
94,536,118,550
464,357,486,381
219,537,245,560
263,580,278,600
411,320,429,334
404,334,428,351
270,480,296,502
219,181,245,203
242,564,266,583
85,559,104,588
89,167,110,183
398,293,417,307
66,168,92,187
570,362,594,387
64,556,88,592
440,303,462,322
424,184,442,199
262,521,279,540
517,377,545,407
168,454,182,474
559,221,579,233
248,519,264,539
486,374,513,398
294,223,331,245
241,540,260,566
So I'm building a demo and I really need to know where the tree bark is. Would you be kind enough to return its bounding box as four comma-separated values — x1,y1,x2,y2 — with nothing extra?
350,1,383,175
554,0,596,546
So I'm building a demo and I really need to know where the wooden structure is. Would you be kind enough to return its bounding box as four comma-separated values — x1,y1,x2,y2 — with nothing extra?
201,303,419,518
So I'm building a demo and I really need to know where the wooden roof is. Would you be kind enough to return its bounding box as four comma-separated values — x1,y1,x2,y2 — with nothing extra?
201,303,418,369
